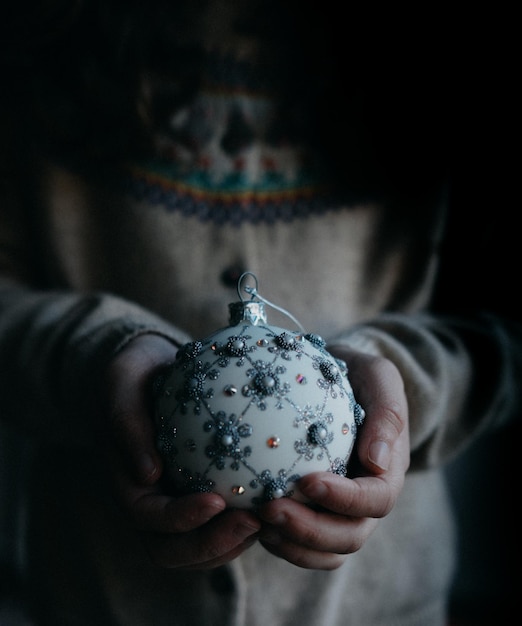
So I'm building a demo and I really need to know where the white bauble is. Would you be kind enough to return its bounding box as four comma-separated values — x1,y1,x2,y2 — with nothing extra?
154,297,365,510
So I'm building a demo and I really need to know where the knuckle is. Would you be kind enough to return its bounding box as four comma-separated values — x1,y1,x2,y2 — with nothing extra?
300,524,323,546
380,403,405,437
196,539,222,563
375,487,396,517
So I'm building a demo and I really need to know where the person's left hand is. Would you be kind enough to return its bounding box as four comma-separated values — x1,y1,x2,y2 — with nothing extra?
256,346,410,570
100,333,261,570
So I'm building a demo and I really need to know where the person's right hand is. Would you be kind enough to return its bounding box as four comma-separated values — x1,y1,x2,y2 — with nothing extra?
101,333,261,570
255,346,410,570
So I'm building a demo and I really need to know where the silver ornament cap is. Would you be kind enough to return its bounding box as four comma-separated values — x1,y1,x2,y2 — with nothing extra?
228,300,267,326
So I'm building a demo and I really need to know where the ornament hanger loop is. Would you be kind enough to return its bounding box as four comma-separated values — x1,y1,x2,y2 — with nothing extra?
237,271,259,303
236,271,306,333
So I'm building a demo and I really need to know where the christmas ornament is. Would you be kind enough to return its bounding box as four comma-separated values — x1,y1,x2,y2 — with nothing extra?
153,273,365,509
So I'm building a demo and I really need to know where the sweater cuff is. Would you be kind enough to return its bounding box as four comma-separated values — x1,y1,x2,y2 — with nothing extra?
326,313,474,469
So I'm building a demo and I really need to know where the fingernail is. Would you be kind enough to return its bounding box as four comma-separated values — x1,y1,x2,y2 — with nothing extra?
200,502,226,521
241,534,259,549
369,440,391,471
300,480,327,501
235,520,261,540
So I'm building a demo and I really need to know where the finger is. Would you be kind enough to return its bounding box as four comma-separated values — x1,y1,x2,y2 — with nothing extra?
174,537,258,571
259,502,379,556
328,347,409,474
111,447,227,532
104,335,179,483
260,539,348,571
259,472,396,525
129,491,228,533
144,509,261,569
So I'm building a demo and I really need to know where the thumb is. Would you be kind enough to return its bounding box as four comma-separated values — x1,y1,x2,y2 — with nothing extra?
328,346,409,475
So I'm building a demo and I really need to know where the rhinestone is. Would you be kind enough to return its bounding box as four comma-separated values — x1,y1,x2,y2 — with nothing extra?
238,424,253,437
267,436,280,448
224,384,237,396
296,373,306,384
342,423,350,435
232,485,245,495
257,338,269,347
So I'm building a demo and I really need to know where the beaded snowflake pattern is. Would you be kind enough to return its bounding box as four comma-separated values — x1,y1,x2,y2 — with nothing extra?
155,323,365,509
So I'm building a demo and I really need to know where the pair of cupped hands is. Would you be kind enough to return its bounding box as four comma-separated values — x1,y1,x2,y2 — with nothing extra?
102,334,409,571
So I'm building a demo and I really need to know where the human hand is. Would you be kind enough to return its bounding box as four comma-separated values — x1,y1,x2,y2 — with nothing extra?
256,347,409,569
101,334,260,570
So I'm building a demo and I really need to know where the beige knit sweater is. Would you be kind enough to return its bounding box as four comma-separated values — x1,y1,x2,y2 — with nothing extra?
0,5,518,624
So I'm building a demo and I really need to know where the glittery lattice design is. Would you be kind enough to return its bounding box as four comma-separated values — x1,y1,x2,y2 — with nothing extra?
155,323,365,509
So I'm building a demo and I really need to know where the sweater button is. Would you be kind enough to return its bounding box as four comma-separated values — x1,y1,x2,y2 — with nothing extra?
220,264,245,288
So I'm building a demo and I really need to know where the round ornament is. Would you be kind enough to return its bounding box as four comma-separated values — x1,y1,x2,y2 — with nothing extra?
154,273,365,509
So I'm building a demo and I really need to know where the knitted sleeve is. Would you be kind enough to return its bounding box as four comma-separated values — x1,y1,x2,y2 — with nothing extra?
0,284,190,445
0,136,191,446
329,310,521,471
